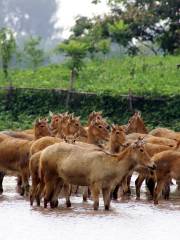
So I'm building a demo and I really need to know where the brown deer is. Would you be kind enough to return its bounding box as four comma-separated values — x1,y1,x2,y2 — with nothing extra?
39,139,155,210
0,118,51,196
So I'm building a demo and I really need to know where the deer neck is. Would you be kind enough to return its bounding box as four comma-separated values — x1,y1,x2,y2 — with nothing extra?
87,129,101,145
135,118,148,134
34,132,42,140
79,126,88,138
117,148,136,171
61,123,69,136
110,139,121,154
51,127,58,137
109,136,126,154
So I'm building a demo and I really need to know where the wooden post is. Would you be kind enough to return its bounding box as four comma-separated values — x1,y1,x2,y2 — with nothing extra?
128,88,133,112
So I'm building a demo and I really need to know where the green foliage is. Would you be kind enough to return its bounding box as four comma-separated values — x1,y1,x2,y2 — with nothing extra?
70,16,111,58
23,36,45,71
57,40,88,71
71,17,93,37
92,0,180,54
96,39,111,56
108,19,131,47
0,88,179,131
0,27,16,80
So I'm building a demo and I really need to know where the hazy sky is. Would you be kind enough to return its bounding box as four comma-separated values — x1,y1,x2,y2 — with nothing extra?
55,0,109,38
0,0,109,45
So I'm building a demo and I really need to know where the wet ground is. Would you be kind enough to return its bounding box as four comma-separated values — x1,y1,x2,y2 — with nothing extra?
0,176,180,240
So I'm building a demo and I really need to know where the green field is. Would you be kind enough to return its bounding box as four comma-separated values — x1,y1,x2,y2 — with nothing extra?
0,55,180,96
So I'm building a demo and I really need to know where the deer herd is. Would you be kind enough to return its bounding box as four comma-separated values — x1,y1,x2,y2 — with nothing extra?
0,111,179,210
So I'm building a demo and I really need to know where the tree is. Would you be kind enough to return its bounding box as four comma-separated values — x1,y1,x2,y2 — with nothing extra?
92,0,180,54
56,39,89,107
71,16,93,37
96,39,111,57
23,36,45,71
0,27,16,84
70,16,111,59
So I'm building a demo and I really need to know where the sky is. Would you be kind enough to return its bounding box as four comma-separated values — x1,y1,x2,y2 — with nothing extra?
54,0,110,39
0,0,110,46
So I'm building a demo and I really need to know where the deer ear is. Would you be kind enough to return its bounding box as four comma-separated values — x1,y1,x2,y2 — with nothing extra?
91,119,96,126
38,118,42,124
90,111,95,118
134,111,138,116
112,124,116,130
76,116,80,121
49,111,53,117
137,111,141,117
69,113,73,120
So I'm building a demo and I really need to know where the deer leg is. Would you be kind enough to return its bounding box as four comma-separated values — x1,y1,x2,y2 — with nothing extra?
83,186,89,202
91,183,100,211
146,177,156,198
74,185,79,195
63,183,71,208
35,181,45,206
17,175,22,187
44,180,55,208
154,179,166,205
122,177,130,196
21,170,30,197
112,184,120,200
126,174,132,195
163,179,171,200
16,175,23,195
30,174,40,206
135,175,145,199
0,171,5,194
102,187,111,210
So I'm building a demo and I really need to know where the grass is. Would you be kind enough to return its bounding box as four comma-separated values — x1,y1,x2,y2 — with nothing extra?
0,55,180,96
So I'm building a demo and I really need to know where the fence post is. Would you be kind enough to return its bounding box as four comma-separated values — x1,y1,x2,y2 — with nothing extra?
128,88,133,112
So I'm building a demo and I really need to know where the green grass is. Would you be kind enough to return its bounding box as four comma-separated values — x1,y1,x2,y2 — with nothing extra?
0,55,180,96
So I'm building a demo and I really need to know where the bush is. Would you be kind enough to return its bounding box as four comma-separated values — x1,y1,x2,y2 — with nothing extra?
0,88,179,131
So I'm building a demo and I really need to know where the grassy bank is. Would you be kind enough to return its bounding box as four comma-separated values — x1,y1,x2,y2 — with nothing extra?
0,55,180,96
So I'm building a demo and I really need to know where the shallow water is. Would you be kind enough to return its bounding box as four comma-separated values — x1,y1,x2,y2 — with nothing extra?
0,176,180,240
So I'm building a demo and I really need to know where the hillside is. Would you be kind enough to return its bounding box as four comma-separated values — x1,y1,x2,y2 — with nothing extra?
0,55,179,96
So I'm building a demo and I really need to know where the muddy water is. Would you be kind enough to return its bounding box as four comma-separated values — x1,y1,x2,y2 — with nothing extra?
0,176,180,240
